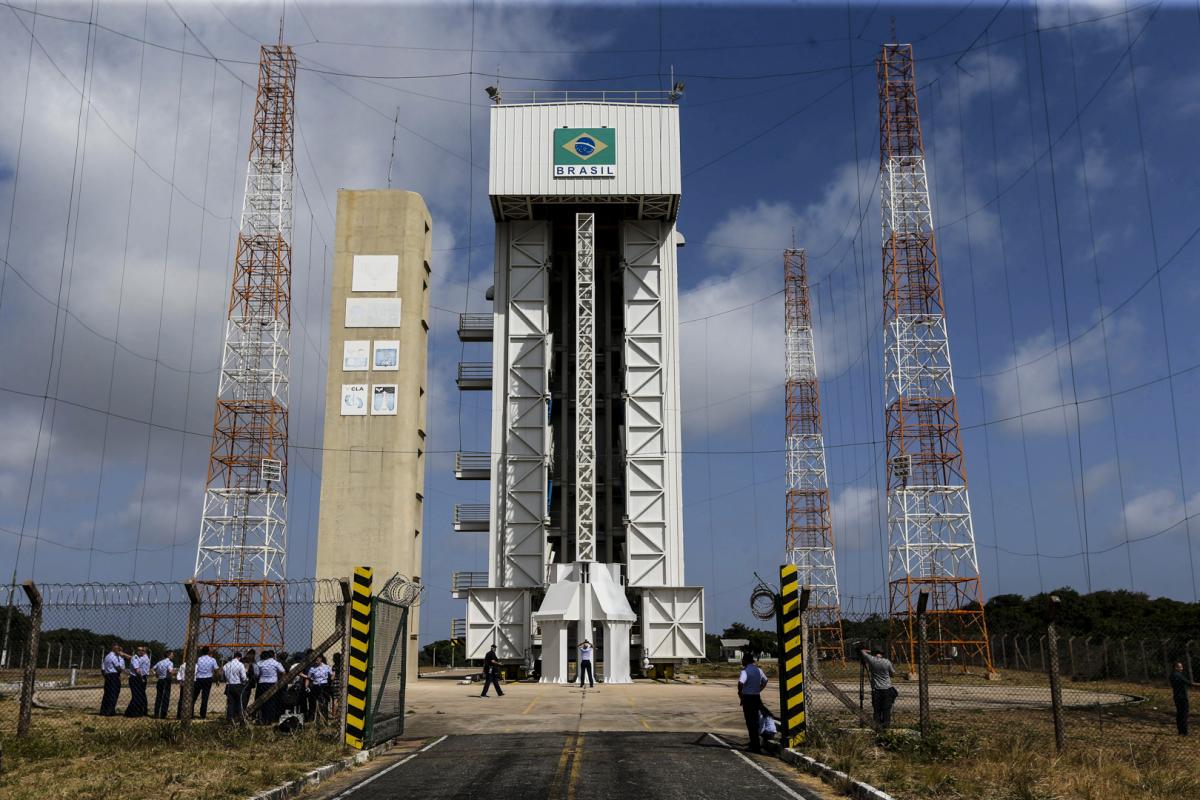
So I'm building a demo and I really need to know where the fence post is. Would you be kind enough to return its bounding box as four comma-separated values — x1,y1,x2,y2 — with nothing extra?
1038,635,1046,672
178,580,202,728
1120,637,1128,680
1139,640,1150,681
800,606,812,730
917,591,931,737
1000,635,1008,670
338,577,353,750
1187,640,1195,683
17,582,42,737
1068,636,1076,679
1046,595,1065,754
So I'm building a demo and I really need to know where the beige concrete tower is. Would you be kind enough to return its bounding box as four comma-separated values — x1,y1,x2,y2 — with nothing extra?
315,189,431,675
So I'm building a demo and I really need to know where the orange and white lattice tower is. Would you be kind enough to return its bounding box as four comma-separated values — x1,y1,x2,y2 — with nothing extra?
878,43,993,671
193,44,296,650
783,247,845,660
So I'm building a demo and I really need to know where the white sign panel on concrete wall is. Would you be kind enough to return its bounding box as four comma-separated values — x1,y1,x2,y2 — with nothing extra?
373,340,399,371
342,340,369,371
371,384,397,415
340,384,368,416
351,254,399,292
345,298,402,328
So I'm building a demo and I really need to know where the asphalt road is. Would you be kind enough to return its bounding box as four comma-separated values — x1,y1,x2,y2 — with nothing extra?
317,732,833,800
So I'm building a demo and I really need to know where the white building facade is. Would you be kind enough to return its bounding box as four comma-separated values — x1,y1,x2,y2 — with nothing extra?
458,97,703,682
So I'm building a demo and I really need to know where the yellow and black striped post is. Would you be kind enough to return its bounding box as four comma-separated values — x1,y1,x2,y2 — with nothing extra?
778,564,806,747
345,567,373,750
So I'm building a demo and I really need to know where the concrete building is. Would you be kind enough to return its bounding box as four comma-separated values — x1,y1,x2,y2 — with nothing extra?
315,189,431,675
458,94,704,682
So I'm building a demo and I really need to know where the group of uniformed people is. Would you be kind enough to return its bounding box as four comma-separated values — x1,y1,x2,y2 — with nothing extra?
97,642,338,724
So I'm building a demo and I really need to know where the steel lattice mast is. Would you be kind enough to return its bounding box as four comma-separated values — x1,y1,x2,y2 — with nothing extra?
784,248,845,660
878,43,992,671
193,44,296,650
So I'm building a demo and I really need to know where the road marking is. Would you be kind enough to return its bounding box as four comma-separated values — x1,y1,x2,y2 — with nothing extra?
639,717,651,731
330,735,448,799
521,693,541,715
548,733,576,798
706,733,814,800
566,733,585,800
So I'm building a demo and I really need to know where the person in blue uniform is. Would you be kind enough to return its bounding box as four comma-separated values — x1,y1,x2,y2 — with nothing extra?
99,643,127,716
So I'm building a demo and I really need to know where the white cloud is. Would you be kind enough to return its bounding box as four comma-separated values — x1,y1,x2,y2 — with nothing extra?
1083,458,1118,495
986,308,1142,434
679,162,874,428
830,485,881,551
1036,0,1131,38
1120,488,1200,544
955,52,1020,104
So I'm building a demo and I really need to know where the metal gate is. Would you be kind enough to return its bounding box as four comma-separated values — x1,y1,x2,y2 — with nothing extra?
365,574,422,746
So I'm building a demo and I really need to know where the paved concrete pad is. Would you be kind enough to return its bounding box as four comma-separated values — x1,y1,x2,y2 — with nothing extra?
405,673,753,738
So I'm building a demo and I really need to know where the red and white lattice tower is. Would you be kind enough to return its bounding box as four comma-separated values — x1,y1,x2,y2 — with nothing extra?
878,44,992,671
193,44,296,650
784,248,846,660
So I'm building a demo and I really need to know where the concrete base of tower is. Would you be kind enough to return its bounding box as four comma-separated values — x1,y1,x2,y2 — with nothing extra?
532,562,636,684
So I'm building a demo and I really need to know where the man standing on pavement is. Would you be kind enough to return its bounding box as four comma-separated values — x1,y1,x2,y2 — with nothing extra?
480,645,504,697
860,648,897,728
1170,661,1197,735
255,650,286,723
192,647,218,719
738,653,769,753
99,643,127,716
152,650,176,719
577,639,595,688
223,652,248,723
125,646,152,717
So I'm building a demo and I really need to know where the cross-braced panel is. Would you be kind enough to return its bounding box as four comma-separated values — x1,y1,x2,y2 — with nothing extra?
879,43,991,671
622,222,669,587
500,222,550,588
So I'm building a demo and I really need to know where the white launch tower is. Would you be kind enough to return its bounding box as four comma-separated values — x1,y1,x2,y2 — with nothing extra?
456,92,704,682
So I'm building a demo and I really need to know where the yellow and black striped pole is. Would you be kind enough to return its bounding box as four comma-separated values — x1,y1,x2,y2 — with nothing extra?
778,564,806,747
345,567,373,750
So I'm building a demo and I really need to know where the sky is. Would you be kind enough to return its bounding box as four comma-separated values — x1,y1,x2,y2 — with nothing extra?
1,0,1200,644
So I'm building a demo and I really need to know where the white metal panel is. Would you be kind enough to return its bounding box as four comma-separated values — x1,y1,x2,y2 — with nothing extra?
489,103,681,198
640,588,705,661
465,588,530,661
658,229,687,581
622,221,685,588
495,221,550,589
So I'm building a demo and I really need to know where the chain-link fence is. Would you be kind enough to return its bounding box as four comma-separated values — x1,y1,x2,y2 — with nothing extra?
794,596,1197,796
0,578,349,739
365,575,422,746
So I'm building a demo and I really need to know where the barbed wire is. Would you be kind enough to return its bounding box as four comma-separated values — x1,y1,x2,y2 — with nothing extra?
376,573,425,608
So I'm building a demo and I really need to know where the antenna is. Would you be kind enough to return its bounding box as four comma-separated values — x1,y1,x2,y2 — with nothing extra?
386,107,400,189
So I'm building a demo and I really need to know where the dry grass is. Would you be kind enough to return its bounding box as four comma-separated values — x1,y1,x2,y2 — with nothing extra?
0,699,346,800
799,684,1198,800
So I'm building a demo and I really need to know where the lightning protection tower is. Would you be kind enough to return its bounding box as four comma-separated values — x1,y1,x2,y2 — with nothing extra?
784,248,846,660
193,44,296,650
878,43,992,672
